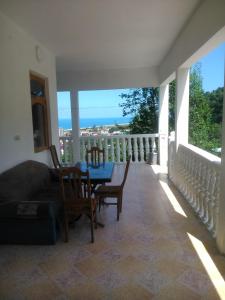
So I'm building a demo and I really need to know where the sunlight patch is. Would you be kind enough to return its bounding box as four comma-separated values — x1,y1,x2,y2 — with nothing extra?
159,180,187,217
188,233,225,300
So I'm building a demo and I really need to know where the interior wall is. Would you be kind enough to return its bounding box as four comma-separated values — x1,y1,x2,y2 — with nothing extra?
0,12,58,172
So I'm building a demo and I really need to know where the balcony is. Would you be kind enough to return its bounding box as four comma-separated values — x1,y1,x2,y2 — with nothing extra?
59,133,221,241
1,162,224,299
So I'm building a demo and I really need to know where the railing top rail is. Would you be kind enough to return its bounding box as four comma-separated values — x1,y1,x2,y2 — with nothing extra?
179,143,221,165
80,133,159,139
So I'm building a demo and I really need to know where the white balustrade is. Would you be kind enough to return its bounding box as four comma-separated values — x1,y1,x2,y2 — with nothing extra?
60,133,159,164
169,141,221,238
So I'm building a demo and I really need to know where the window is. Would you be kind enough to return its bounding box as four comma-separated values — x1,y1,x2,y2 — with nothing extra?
30,73,50,152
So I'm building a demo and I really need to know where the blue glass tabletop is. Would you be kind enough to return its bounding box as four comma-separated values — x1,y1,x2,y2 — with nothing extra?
76,162,114,183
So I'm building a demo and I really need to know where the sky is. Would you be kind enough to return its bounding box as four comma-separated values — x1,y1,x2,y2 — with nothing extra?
57,42,225,120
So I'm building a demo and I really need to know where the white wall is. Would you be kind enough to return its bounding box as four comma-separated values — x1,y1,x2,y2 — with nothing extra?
57,66,159,91
0,12,58,172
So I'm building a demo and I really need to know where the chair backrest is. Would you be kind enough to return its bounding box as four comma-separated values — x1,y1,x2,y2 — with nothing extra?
59,167,92,209
121,155,131,188
85,146,105,168
49,145,61,169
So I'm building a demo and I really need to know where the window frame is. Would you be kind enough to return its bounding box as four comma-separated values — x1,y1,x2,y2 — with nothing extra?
30,72,51,153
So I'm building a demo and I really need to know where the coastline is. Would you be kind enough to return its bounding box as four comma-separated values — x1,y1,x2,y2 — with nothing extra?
60,123,130,130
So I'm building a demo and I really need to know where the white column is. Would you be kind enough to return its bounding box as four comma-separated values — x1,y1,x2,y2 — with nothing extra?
216,61,225,253
175,68,190,151
70,89,80,162
159,84,169,166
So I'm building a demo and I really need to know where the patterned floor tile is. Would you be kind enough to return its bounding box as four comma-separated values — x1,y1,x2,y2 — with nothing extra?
110,282,154,300
177,269,212,295
75,255,110,278
112,255,149,278
153,282,200,300
65,282,106,300
1,164,225,300
94,270,128,290
137,269,172,294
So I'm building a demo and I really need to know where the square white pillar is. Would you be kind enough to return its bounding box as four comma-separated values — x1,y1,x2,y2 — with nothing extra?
175,68,190,151
70,90,80,162
159,84,169,166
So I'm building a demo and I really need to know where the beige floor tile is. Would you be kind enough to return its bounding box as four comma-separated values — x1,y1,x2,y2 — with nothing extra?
154,259,187,279
39,256,72,276
154,282,200,300
113,255,149,278
84,239,111,254
21,281,63,300
75,255,110,278
111,282,154,300
66,282,106,300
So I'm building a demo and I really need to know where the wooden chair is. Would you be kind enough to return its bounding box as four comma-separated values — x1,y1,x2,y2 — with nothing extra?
59,167,97,243
49,145,61,169
94,155,131,221
85,146,105,168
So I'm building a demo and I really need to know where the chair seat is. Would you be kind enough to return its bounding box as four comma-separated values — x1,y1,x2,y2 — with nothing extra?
95,185,121,196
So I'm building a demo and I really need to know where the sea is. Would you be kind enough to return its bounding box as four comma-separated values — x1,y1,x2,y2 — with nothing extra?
59,117,132,129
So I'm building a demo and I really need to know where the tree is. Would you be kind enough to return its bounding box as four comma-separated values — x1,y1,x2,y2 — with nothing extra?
119,87,159,134
119,63,223,154
188,64,220,151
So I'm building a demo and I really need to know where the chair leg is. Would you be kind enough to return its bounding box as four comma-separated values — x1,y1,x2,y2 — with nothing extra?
120,195,123,213
117,197,120,221
64,213,69,243
94,206,98,229
90,211,95,243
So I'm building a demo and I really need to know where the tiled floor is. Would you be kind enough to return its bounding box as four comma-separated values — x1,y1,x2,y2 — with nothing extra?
0,163,225,299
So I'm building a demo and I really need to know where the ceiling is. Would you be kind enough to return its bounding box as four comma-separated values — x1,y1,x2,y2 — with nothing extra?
0,0,200,72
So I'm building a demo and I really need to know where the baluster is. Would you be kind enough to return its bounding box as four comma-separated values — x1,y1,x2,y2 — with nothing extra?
203,162,211,225
93,138,97,147
190,155,198,209
128,137,132,159
122,137,126,162
145,137,150,162
140,137,144,162
195,159,202,214
69,138,73,163
151,137,156,153
207,166,217,233
199,162,206,220
87,139,91,150
104,138,108,162
81,139,86,161
110,138,115,162
116,138,120,163
133,137,138,162
212,171,220,237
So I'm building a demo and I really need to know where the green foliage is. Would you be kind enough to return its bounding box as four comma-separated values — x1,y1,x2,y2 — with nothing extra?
119,87,159,134
119,63,224,155
188,64,214,151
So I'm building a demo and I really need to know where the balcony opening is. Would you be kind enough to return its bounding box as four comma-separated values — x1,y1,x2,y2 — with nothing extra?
188,42,225,156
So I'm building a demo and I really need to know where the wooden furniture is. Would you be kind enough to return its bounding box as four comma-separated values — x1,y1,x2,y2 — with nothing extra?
49,145,62,169
59,167,97,243
94,156,131,221
85,146,105,168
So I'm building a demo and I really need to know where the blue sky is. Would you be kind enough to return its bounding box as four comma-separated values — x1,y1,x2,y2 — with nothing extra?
57,42,225,120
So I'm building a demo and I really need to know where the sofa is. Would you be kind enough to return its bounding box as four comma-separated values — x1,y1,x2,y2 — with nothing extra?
0,160,62,244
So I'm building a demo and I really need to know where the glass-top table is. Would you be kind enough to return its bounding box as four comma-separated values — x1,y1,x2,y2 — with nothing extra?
75,162,114,184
